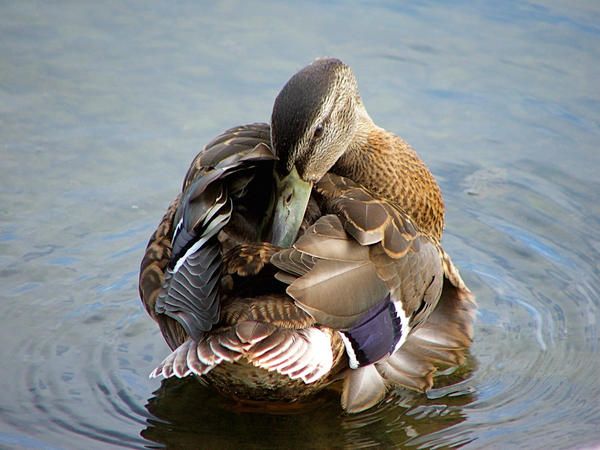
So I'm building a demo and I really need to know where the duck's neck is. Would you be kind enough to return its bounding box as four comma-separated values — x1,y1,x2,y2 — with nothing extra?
332,102,445,240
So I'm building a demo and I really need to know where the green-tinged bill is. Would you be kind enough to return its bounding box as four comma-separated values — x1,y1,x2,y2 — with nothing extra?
271,166,312,247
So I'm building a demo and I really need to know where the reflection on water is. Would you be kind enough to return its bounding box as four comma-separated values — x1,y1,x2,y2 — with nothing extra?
142,375,476,449
1,1,600,449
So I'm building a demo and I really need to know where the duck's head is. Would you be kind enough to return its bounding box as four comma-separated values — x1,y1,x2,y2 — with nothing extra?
271,57,361,183
270,58,362,246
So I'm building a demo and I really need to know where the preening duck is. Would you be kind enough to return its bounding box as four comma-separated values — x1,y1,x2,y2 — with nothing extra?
139,58,476,413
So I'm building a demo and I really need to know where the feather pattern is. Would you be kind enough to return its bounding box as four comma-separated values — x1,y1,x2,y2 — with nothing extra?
151,124,277,342
150,321,335,385
272,179,445,371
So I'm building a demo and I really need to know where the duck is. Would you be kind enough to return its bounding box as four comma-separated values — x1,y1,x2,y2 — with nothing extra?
139,58,476,413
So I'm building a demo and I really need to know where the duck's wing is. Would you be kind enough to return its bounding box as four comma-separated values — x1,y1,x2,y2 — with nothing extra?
139,123,275,347
376,272,475,392
272,173,475,412
149,239,346,385
149,293,343,385
274,175,444,361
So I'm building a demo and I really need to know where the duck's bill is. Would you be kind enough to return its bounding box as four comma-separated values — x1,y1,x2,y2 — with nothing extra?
271,166,313,247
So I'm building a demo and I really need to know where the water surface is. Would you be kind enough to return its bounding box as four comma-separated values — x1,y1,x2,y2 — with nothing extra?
1,1,599,448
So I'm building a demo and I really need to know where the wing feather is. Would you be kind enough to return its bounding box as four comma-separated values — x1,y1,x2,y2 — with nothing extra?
140,123,275,347
150,322,335,385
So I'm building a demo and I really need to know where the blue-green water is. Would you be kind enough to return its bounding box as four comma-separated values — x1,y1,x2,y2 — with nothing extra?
1,1,599,448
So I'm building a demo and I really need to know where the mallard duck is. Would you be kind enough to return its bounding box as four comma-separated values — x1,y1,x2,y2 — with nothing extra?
139,58,475,413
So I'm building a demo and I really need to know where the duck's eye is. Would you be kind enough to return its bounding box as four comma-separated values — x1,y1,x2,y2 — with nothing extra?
313,124,324,139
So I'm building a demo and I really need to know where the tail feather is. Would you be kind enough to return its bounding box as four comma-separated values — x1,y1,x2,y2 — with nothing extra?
375,277,476,391
375,353,435,392
341,365,387,413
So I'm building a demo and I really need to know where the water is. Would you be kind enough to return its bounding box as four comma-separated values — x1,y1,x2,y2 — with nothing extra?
1,1,599,448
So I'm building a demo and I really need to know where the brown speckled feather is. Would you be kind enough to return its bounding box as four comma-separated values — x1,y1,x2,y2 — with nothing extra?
298,174,444,327
139,196,187,349
334,129,445,241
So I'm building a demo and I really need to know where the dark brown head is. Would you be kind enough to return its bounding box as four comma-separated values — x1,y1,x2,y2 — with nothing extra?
271,58,361,183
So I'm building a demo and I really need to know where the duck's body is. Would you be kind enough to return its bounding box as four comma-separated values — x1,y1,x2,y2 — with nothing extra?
139,59,475,412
